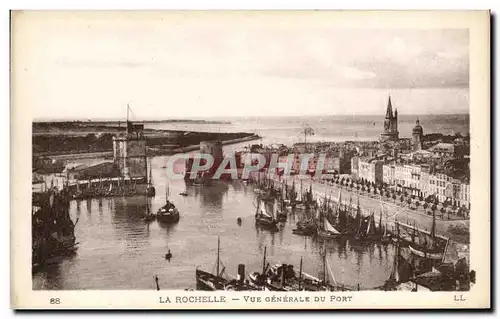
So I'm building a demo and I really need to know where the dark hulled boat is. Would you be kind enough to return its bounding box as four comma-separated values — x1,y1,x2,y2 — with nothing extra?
407,210,445,260
156,183,179,223
254,200,279,230
196,236,228,291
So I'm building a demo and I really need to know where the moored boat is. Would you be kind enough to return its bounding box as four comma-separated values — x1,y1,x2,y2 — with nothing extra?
254,200,279,230
195,236,228,291
407,210,446,260
317,217,342,239
157,183,179,223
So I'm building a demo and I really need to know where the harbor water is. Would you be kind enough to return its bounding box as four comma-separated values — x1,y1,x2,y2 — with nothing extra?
33,114,468,290
33,153,396,290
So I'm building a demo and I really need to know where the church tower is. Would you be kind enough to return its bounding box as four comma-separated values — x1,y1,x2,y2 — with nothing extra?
380,95,399,142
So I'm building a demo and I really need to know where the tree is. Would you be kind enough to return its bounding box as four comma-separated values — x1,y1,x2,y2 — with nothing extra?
423,202,428,210
407,198,412,205
392,194,397,201
416,201,420,209
400,195,404,203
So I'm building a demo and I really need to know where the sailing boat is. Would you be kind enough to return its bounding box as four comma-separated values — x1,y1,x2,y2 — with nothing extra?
196,236,228,291
254,199,279,230
294,180,307,210
355,212,379,241
408,210,444,260
317,214,342,239
156,182,180,223
385,235,401,290
281,181,292,209
146,160,156,197
276,198,287,222
380,217,391,244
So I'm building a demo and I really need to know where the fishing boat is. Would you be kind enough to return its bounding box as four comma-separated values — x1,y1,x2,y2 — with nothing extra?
292,227,315,236
195,236,228,291
254,200,279,230
179,191,188,196
275,199,287,221
384,235,402,290
156,183,179,223
281,181,293,209
380,222,391,244
408,211,444,260
146,162,156,197
223,264,259,291
317,216,342,239
248,258,290,291
293,180,307,210
354,212,380,241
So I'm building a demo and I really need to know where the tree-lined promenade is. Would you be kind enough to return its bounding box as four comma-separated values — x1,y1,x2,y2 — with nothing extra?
268,173,470,245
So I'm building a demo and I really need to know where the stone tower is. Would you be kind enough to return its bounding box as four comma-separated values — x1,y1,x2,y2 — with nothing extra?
379,96,399,142
412,117,424,151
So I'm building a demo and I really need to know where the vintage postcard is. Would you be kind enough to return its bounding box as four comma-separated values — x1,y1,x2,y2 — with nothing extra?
11,10,490,309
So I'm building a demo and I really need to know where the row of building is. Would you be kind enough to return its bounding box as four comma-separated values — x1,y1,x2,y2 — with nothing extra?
351,155,470,208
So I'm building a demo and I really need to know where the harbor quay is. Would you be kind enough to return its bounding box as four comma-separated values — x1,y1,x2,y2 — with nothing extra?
263,172,468,244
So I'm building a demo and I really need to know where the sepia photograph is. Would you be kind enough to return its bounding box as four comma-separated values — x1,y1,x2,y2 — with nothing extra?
10,10,490,309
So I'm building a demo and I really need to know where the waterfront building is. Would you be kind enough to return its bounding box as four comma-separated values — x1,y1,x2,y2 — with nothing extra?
356,157,384,184
393,164,422,196
379,96,399,142
382,163,396,186
411,118,424,151
459,182,471,208
426,173,453,203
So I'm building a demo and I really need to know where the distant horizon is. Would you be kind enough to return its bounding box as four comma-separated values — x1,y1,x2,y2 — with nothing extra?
33,112,470,123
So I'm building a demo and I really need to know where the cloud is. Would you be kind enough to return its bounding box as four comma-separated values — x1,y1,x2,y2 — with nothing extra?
437,50,465,60
385,37,424,64
339,66,377,80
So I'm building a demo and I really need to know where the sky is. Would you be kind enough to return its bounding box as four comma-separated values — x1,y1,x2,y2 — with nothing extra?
14,11,470,120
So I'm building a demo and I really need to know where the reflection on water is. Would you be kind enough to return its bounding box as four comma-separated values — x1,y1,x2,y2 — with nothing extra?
33,155,395,290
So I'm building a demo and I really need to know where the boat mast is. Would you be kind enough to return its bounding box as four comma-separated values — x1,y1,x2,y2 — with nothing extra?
216,236,220,277
431,209,436,244
148,160,153,185
262,246,267,274
127,103,130,123
298,256,303,290
323,252,327,286
166,182,169,203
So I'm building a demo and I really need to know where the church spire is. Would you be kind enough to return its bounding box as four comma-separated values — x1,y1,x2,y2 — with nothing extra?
385,96,393,119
